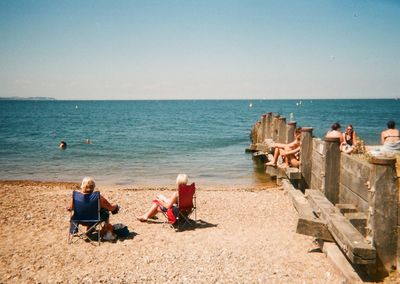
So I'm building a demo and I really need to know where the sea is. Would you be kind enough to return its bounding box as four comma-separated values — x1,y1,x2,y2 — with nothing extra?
0,99,399,188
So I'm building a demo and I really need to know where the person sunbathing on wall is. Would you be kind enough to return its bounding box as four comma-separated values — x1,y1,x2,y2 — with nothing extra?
325,122,343,142
265,127,301,168
136,174,188,222
340,124,357,154
380,120,400,153
279,146,300,169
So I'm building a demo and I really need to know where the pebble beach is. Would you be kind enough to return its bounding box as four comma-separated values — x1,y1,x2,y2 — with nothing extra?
0,180,346,283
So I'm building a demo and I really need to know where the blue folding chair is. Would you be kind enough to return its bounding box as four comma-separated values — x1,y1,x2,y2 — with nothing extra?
68,191,105,245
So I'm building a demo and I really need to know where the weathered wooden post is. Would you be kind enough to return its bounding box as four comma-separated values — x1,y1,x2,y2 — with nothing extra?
323,137,341,204
300,127,313,189
255,121,262,144
278,117,287,143
310,139,324,192
272,114,280,141
367,156,398,276
265,112,272,140
250,123,257,146
260,114,267,143
286,121,297,143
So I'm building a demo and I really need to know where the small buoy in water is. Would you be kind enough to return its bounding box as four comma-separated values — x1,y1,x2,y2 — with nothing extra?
296,102,299,106
84,139,92,144
75,105,78,109
249,103,253,108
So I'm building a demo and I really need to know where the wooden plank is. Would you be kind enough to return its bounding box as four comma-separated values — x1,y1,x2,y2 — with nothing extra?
311,149,324,190
311,151,324,168
339,183,369,214
283,180,333,241
277,117,287,143
285,167,301,180
310,171,323,193
246,144,257,152
339,168,369,202
306,189,376,264
299,129,313,187
369,160,398,274
340,155,371,202
255,144,270,152
344,212,367,237
286,122,296,144
324,137,341,204
265,165,278,177
313,138,325,155
335,204,358,214
341,153,372,172
322,242,364,283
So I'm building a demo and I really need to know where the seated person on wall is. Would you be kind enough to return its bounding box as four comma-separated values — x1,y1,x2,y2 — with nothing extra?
340,124,357,154
68,176,119,240
265,127,301,168
325,122,343,142
381,120,400,153
136,174,189,222
279,145,300,169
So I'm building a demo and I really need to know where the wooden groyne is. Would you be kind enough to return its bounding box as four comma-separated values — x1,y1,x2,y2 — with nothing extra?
248,112,400,281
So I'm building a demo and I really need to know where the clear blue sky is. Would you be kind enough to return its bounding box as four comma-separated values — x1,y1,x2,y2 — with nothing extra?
0,0,399,100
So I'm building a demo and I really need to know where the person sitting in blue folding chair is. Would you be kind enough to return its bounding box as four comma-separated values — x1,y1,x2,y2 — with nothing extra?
67,176,119,244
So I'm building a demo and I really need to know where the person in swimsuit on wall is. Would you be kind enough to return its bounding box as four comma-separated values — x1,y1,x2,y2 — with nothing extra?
265,128,302,168
325,122,343,142
340,124,357,154
381,120,400,152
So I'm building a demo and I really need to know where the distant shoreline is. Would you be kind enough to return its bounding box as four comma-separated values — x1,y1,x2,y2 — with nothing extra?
0,96,56,101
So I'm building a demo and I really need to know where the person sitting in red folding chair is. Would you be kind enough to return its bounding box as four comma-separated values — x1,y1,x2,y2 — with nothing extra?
136,173,192,224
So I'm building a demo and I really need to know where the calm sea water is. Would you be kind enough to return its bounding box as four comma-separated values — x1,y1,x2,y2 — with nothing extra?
0,99,398,187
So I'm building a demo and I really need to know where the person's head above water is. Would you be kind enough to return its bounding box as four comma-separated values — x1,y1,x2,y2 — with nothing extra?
59,140,67,149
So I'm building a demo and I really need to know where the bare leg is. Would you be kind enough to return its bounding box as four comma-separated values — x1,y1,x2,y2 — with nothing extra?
290,156,300,168
136,203,160,222
278,154,289,169
266,147,280,166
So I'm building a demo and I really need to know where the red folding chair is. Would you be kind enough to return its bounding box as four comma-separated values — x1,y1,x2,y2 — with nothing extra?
176,182,196,230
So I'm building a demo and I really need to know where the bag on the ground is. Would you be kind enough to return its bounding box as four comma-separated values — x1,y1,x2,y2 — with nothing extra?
113,223,130,238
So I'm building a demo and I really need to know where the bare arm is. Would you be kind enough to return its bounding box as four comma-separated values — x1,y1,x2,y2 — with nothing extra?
273,142,287,149
67,199,73,211
159,191,178,209
281,146,300,157
100,195,118,212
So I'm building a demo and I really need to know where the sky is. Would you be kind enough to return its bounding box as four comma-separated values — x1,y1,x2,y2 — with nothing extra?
0,0,399,100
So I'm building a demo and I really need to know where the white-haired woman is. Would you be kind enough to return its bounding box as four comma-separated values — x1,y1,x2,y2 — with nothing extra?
68,176,119,238
136,174,188,222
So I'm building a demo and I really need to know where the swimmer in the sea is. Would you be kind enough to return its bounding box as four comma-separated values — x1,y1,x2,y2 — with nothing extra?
59,140,67,150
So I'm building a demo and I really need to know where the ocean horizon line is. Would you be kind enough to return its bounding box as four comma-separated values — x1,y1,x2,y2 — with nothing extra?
0,97,397,101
